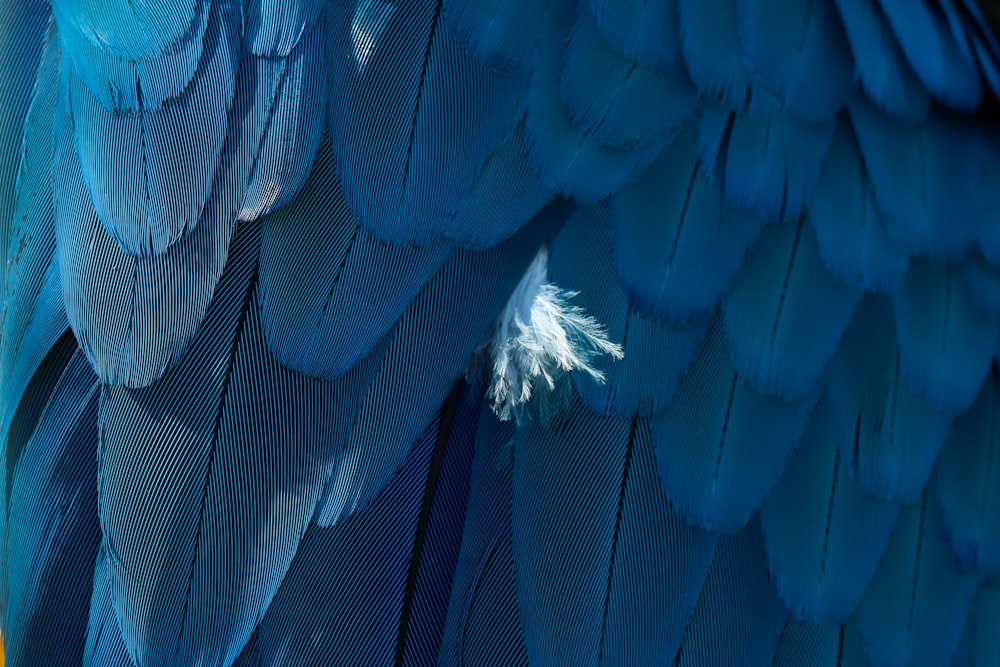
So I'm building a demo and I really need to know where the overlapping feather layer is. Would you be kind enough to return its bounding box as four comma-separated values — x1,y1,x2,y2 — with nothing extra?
4,0,1000,666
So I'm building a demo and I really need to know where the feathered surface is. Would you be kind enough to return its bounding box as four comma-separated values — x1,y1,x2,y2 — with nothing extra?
6,0,1000,666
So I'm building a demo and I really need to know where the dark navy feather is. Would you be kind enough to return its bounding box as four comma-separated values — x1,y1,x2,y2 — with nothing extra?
677,0,754,107
856,489,978,667
64,0,238,256
610,122,766,324
952,582,1000,667
650,315,818,532
511,392,718,666
4,351,100,667
760,399,899,623
810,119,910,294
723,218,861,400
772,621,871,667
737,0,854,121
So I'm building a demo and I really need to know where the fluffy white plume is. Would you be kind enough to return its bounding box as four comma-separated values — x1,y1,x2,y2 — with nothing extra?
488,248,623,424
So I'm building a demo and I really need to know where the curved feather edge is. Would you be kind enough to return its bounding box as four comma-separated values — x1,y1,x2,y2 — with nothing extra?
810,119,910,294
550,202,709,417
559,6,697,152
935,369,1000,576
310,199,566,525
441,0,545,73
723,218,861,400
523,0,666,203
230,382,477,666
830,0,930,121
893,260,999,414
1,23,69,441
245,0,324,57
54,0,208,112
237,16,328,223
848,98,979,262
327,0,529,245
611,121,766,325
4,351,100,667
586,0,683,71
650,314,818,533
97,219,337,667
826,295,952,503
84,548,141,667
736,0,854,121
65,0,237,257
772,621,871,667
855,488,978,667
55,34,274,388
672,522,787,666
677,0,755,108
437,406,527,667
876,0,982,110
760,398,899,624
952,581,1000,667
511,391,718,666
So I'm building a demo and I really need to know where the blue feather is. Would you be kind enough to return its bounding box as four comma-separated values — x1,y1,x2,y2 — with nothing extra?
549,203,710,417
875,0,982,110
935,371,1000,576
724,109,836,222
893,260,999,414
84,548,143,667
559,6,697,151
737,0,854,121
826,296,952,503
442,0,544,72
810,119,910,294
952,582,1000,667
848,98,979,262
760,399,899,623
437,407,526,667
975,132,1000,267
96,219,341,667
245,0,324,57
310,201,563,525
54,0,208,112
327,0,528,245
586,0,683,71
523,0,665,203
232,383,477,666
772,621,870,666
677,0,754,107
650,314,818,532
237,17,327,223
855,488,978,667
4,351,100,667
1,24,69,441
64,0,239,256
961,254,1000,318
673,522,787,667
610,121,766,324
829,0,930,121
723,218,862,400
53,32,278,388
511,392,718,666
